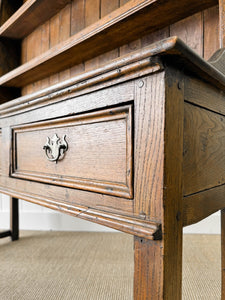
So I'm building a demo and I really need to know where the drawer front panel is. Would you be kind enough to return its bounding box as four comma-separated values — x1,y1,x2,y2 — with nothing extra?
11,105,133,198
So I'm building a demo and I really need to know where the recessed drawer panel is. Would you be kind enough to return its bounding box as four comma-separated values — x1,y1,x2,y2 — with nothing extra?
11,105,133,198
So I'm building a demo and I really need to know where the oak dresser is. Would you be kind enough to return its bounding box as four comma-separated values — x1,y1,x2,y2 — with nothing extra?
0,0,225,299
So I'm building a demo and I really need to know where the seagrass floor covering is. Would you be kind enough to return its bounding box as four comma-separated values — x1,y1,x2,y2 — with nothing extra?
0,231,221,299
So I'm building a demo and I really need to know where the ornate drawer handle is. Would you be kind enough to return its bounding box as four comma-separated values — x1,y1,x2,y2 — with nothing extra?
43,134,68,163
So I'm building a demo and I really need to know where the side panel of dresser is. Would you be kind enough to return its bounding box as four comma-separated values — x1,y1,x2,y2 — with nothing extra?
183,76,225,226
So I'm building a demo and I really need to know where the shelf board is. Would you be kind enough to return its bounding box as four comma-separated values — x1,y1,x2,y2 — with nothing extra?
0,0,217,88
0,0,71,39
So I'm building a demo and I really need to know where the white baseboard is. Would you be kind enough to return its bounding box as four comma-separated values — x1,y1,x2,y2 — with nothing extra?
0,210,221,234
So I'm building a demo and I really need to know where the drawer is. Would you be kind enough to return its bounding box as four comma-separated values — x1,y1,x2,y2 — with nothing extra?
11,105,133,199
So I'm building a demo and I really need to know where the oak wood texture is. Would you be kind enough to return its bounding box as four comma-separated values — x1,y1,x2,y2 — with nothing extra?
183,65,225,228
0,42,189,298
0,0,218,88
162,67,184,300
0,41,180,218
83,0,101,71
0,38,224,227
134,66,184,299
0,81,136,218
184,76,225,115
0,1,224,294
0,0,72,39
134,238,163,299
16,3,218,96
1,36,225,118
170,12,203,57
204,6,219,60
11,105,133,199
0,0,217,40
184,185,225,226
19,2,219,96
0,185,161,240
183,102,225,196
134,72,164,221
97,0,119,67
0,0,223,298
0,59,159,120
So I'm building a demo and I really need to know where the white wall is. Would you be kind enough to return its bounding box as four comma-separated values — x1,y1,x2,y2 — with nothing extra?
0,193,221,234
0,194,115,232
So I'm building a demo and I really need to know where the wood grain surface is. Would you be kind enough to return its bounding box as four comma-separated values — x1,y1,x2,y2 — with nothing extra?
134,67,184,299
0,1,224,299
134,238,163,299
12,105,133,198
184,185,225,226
184,76,225,116
170,12,203,56
204,5,219,59
134,72,164,221
0,0,71,39
0,78,137,216
0,0,218,89
183,102,225,196
13,1,218,96
162,67,184,300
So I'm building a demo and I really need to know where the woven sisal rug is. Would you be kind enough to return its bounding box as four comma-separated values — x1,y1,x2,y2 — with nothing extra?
0,231,221,299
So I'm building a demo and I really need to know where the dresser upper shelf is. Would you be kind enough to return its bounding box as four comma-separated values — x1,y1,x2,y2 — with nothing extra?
0,0,218,88
0,0,71,39
0,0,217,40
1,36,225,120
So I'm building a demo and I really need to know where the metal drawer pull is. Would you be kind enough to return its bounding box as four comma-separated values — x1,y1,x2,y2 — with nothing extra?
43,134,68,163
